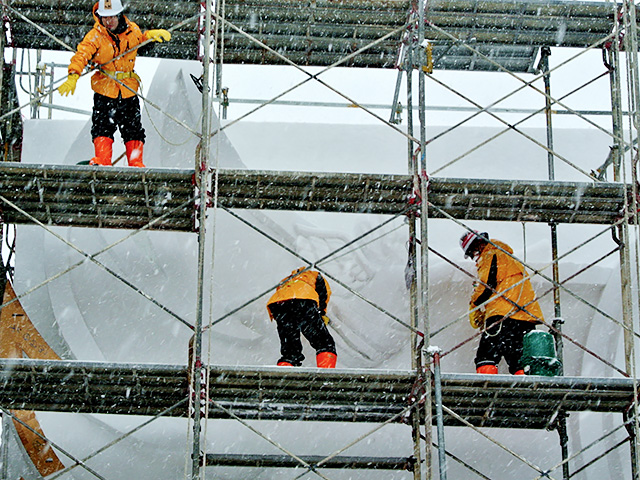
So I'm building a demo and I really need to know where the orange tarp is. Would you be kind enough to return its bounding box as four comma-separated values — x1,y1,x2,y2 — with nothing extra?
0,279,65,476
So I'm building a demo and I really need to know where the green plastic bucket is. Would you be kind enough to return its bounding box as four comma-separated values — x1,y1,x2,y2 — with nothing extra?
520,330,562,376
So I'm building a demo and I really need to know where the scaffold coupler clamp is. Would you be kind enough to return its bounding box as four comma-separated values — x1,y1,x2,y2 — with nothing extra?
407,170,429,218
405,366,428,424
188,359,209,419
546,407,568,432
426,345,442,360
221,87,229,120
420,39,433,74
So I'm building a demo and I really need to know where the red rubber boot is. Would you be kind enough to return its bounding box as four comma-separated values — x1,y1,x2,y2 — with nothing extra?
90,136,113,166
476,364,498,374
316,352,337,368
125,140,145,167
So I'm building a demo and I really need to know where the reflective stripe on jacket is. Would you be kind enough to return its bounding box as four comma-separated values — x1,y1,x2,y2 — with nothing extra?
68,3,148,98
470,240,543,323
267,269,331,320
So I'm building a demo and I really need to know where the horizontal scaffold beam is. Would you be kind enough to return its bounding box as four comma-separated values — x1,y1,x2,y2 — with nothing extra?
6,0,200,60
204,453,415,470
0,164,629,228
0,359,635,430
0,163,196,231
216,169,629,224
221,0,632,72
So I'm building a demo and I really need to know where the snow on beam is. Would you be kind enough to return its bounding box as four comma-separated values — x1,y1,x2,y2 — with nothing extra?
221,0,629,72
216,169,629,224
0,359,635,430
0,164,628,227
0,163,196,232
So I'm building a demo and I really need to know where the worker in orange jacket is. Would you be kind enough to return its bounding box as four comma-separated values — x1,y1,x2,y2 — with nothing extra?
57,0,171,167
460,230,543,375
267,267,337,368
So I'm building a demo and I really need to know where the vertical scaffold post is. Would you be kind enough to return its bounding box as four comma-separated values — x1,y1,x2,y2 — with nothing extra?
430,347,447,480
417,0,432,478
621,0,640,477
607,21,624,181
405,24,424,480
191,0,214,478
405,5,426,479
538,45,570,480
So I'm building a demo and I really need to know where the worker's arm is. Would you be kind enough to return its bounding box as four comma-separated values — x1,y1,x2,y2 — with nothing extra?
68,31,100,76
315,272,329,315
471,253,498,307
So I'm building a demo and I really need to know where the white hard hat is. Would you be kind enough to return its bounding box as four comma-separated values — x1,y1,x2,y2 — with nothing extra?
97,0,124,16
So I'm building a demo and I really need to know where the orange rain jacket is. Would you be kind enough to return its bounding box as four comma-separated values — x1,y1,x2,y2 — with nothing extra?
470,240,543,323
267,268,331,320
68,3,149,98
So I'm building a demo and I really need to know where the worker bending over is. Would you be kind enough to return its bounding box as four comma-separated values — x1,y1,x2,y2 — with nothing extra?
267,267,337,368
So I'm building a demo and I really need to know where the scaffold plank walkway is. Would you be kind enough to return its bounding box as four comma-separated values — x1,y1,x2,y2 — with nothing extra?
6,0,200,60
0,163,196,231
216,169,630,224
221,0,629,72
0,164,629,228
0,359,634,430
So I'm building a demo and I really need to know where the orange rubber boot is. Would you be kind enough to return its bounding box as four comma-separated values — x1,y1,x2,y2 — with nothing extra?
90,136,113,166
476,364,498,374
125,140,145,167
277,361,293,367
513,369,525,375
316,352,337,368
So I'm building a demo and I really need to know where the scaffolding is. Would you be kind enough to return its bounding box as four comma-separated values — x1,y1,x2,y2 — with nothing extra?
0,0,640,479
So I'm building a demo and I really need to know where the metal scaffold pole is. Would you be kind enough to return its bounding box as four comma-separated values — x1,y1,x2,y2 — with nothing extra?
622,0,640,477
191,0,214,478
417,0,432,478
405,23,424,480
538,45,570,480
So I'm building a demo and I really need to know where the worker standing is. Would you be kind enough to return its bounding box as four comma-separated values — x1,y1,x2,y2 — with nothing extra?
460,230,544,375
58,0,171,167
267,267,337,368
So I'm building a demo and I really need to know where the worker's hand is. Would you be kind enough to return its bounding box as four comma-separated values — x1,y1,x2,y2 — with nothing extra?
469,307,485,329
58,74,79,96
321,315,330,326
146,29,171,43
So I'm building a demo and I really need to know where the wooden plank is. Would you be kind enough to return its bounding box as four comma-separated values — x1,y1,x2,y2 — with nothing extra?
0,359,634,429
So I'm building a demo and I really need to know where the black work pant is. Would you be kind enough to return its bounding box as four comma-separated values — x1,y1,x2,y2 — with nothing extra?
91,93,145,143
475,316,536,374
269,299,336,366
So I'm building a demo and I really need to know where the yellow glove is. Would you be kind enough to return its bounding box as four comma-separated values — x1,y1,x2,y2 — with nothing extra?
469,307,485,329
58,74,79,96
322,315,330,326
146,29,171,43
